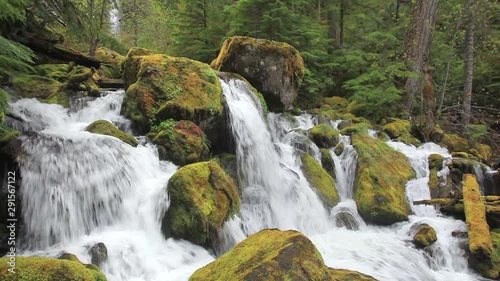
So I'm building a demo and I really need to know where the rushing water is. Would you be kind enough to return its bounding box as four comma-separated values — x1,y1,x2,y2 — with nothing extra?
8,80,486,281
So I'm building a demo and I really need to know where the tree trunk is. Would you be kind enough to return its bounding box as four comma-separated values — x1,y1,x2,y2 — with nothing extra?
463,0,475,126
339,0,345,47
403,0,439,114
422,71,434,140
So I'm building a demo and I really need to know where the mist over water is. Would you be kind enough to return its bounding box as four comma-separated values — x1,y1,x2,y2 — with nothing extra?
9,80,484,280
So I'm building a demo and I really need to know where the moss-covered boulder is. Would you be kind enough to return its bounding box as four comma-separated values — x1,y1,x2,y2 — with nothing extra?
122,47,154,90
120,54,224,139
441,133,491,163
309,123,339,148
86,120,138,147
352,134,415,225
320,148,336,179
300,152,339,208
147,119,209,166
190,229,377,281
12,75,69,107
381,118,421,146
413,224,438,248
211,36,304,110
94,47,126,79
162,161,240,245
215,153,239,188
0,256,107,281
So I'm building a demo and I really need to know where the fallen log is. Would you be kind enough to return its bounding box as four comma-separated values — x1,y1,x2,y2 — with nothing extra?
98,79,124,89
463,174,496,278
413,196,500,206
14,35,101,69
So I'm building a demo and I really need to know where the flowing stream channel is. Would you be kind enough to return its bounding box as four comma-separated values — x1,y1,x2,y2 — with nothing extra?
7,78,487,280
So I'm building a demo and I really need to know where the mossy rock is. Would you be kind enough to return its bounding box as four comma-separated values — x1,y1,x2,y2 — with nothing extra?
381,118,421,145
0,256,107,281
86,120,138,147
352,134,415,225
12,75,69,107
441,133,491,163
320,148,336,179
339,122,371,136
94,47,126,79
413,224,438,248
162,161,240,245
121,54,224,135
122,47,155,90
215,153,239,189
328,269,378,281
300,152,339,208
309,123,339,148
34,64,69,82
211,36,304,110
190,229,377,281
147,119,209,166
66,66,100,95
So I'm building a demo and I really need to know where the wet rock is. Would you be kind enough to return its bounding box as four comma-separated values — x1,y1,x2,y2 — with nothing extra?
300,152,339,208
190,229,377,281
86,120,138,147
413,224,438,248
162,161,240,246
211,36,304,110
89,242,108,267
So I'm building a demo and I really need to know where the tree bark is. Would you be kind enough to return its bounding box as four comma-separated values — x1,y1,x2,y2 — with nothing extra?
403,0,439,114
463,0,475,126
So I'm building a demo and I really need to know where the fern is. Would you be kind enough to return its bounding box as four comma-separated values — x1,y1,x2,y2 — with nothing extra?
0,0,30,22
0,35,35,75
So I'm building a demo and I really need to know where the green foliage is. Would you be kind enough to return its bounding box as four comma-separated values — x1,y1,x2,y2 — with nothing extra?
0,0,30,22
0,35,35,76
464,124,488,141
151,119,178,142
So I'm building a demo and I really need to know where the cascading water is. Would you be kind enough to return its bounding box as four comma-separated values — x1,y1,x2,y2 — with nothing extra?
10,93,214,280
220,78,332,237
8,79,487,281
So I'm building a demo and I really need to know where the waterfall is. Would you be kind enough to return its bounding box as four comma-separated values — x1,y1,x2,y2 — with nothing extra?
8,80,485,281
220,78,332,237
11,92,214,280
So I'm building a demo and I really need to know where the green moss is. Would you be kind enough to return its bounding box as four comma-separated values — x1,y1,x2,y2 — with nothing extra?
34,64,69,82
464,174,492,256
487,229,500,278
121,54,224,132
67,66,100,95
162,161,240,245
94,47,125,79
323,96,348,109
309,123,339,148
212,36,304,79
301,152,339,208
148,120,209,166
441,133,491,163
328,269,378,281
0,256,107,281
339,122,371,136
86,120,138,147
381,118,421,145
190,229,350,281
413,224,438,248
320,148,336,179
12,74,69,106
352,134,415,225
